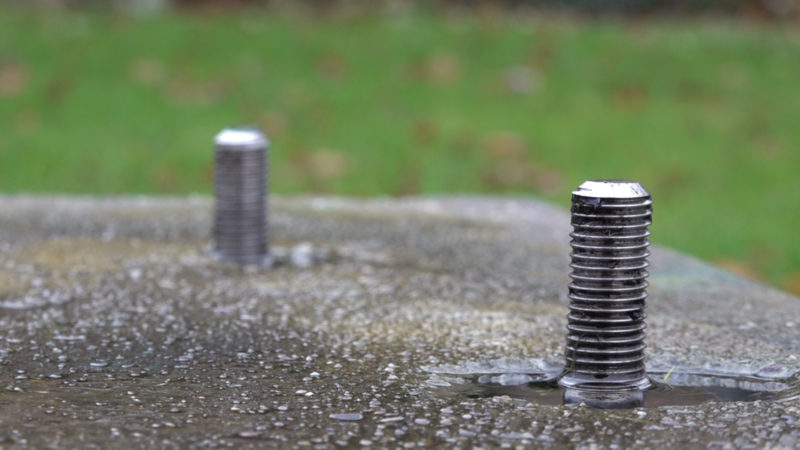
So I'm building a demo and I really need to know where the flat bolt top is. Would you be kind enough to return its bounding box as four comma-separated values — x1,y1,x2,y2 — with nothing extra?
215,127,269,149
573,180,650,199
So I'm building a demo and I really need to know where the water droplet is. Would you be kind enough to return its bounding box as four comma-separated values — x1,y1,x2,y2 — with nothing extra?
237,431,261,439
329,412,363,421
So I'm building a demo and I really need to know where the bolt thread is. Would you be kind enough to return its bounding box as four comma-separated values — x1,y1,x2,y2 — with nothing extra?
213,128,269,265
559,181,652,391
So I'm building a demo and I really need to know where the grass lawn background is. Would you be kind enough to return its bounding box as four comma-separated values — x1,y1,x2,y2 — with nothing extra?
1,6,799,293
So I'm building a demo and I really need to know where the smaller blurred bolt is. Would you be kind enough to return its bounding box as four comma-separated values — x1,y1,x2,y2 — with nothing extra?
213,127,271,265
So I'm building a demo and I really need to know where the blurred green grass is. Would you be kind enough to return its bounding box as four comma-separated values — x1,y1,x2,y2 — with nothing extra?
1,6,799,293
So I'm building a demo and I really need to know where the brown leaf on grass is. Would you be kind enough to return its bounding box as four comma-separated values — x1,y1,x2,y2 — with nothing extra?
257,111,289,139
13,109,40,135
302,150,350,181
653,166,694,193
475,2,504,28
287,149,351,193
201,161,214,184
464,130,546,192
280,82,315,110
481,161,563,194
482,160,529,188
501,66,541,96
532,168,564,194
714,259,765,282
719,63,747,90
166,75,230,106
235,55,262,79
676,81,720,108
317,53,347,81
154,164,179,192
612,84,647,112
414,52,460,84
0,61,29,96
45,75,72,104
310,105,331,130
747,244,778,271
751,135,786,160
393,163,422,196
528,36,554,73
781,272,800,296
413,119,439,145
480,131,527,160
129,58,166,86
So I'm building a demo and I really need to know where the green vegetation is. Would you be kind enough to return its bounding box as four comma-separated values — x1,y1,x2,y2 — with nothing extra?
1,6,799,292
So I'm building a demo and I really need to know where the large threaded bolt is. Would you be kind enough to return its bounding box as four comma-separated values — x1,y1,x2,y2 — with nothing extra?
558,180,652,394
213,127,270,265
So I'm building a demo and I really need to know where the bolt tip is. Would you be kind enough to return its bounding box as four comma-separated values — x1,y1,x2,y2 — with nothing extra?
573,180,650,199
215,127,269,148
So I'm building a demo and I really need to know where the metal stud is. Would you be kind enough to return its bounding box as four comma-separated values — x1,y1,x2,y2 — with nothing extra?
559,180,652,402
213,127,270,265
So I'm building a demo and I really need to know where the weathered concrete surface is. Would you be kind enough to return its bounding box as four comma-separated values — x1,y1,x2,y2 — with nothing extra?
0,195,799,448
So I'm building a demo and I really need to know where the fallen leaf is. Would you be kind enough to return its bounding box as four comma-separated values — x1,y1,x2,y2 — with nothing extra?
501,66,541,95
714,259,765,282
654,166,694,192
751,135,786,160
303,150,350,181
482,160,530,188
781,272,800,296
154,164,179,192
476,2,504,28
481,131,527,160
425,52,461,84
612,84,647,111
45,74,72,104
481,161,563,194
201,162,214,184
0,61,29,96
166,73,230,106
528,37,554,72
719,62,747,90
129,58,166,86
532,167,564,194
14,109,40,135
317,53,347,81
412,119,438,145
258,111,289,138
280,82,314,109
394,163,422,196
287,149,351,193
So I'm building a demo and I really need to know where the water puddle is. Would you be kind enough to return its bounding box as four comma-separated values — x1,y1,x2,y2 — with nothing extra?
425,358,800,408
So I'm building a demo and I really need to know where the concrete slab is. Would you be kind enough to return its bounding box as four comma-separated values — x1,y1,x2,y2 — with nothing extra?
0,196,798,447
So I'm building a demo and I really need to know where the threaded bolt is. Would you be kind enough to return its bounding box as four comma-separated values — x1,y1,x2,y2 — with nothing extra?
558,180,652,394
213,127,270,265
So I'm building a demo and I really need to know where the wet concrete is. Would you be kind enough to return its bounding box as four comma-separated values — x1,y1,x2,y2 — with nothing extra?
0,195,799,448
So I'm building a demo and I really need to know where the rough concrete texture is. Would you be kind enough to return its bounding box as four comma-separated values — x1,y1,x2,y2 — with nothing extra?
0,195,799,448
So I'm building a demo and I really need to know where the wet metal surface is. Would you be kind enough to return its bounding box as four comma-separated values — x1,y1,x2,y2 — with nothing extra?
561,180,653,393
213,127,270,265
1,196,800,447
